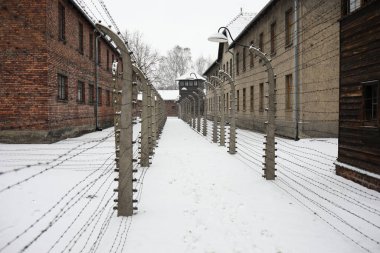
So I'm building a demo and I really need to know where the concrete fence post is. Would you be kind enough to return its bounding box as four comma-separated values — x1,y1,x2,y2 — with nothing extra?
218,70,236,154
205,81,218,143
211,76,225,146
96,24,134,216
197,88,207,136
249,46,276,180
192,92,201,132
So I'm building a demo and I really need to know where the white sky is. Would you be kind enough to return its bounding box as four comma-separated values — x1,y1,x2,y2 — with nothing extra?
102,0,270,60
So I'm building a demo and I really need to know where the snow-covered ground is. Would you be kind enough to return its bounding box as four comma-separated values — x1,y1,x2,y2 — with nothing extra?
0,117,379,253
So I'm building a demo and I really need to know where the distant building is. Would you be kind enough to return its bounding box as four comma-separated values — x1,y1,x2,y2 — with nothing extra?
177,72,206,117
204,0,341,138
336,0,380,191
0,0,121,143
177,72,206,100
157,90,180,117
136,90,180,117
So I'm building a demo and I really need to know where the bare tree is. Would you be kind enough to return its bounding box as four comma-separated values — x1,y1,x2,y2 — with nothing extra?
157,45,192,90
124,30,161,84
194,55,213,75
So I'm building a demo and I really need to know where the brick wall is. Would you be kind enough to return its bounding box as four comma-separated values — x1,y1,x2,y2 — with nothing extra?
165,101,178,117
0,0,49,132
0,0,120,143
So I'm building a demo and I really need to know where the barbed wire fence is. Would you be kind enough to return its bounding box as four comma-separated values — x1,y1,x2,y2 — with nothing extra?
178,1,380,250
0,0,167,252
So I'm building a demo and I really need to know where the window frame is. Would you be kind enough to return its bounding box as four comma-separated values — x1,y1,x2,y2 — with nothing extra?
88,83,94,105
243,88,246,111
57,73,68,101
236,52,240,76
78,22,84,54
285,74,293,110
285,8,293,47
89,32,94,60
250,40,254,68
259,83,264,113
77,80,85,104
243,47,246,72
270,21,276,55
362,80,379,126
250,85,254,112
58,2,66,42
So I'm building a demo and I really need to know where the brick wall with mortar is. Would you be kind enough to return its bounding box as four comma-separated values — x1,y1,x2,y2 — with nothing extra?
0,0,120,143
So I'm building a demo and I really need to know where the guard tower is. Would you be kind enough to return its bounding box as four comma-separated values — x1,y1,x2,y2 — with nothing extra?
176,72,205,101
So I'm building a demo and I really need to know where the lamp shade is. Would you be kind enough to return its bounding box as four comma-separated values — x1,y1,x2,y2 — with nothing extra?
208,32,228,43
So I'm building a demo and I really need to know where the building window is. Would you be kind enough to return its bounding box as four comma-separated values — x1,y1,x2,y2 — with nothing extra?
88,84,94,104
349,0,361,12
78,22,83,54
285,8,293,47
236,52,240,76
218,96,221,112
259,83,264,112
250,85,254,112
285,74,293,110
362,80,379,125
77,81,85,103
250,40,254,68
58,2,65,41
226,93,229,111
237,90,240,111
98,87,102,105
243,47,246,72
106,90,111,106
226,61,229,77
224,94,226,112
89,33,94,60
243,88,246,111
270,22,276,55
259,32,264,52
107,50,110,71
97,41,101,65
57,74,68,101
343,0,372,15
229,59,232,76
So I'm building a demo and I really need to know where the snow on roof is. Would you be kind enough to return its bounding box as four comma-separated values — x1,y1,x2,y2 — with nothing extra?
138,90,180,101
176,72,206,81
225,11,256,45
157,90,180,101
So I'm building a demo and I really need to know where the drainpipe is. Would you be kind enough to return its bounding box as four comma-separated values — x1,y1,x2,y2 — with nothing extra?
294,0,300,140
95,32,102,131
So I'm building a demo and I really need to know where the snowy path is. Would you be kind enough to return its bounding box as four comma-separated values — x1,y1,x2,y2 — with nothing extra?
0,117,379,253
125,118,379,253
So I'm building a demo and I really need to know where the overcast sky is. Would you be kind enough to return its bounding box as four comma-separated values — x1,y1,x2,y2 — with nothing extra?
102,0,270,60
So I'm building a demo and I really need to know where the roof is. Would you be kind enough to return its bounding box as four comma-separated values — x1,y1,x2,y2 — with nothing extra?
176,72,206,81
225,11,256,45
230,0,276,48
137,90,180,101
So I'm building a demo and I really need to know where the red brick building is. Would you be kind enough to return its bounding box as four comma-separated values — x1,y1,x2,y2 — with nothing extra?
0,0,121,143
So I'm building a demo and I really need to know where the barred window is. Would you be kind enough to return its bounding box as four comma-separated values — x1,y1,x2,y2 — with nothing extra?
78,22,83,54
58,2,65,41
88,84,94,104
77,81,85,103
285,8,293,47
362,80,379,126
58,74,68,101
